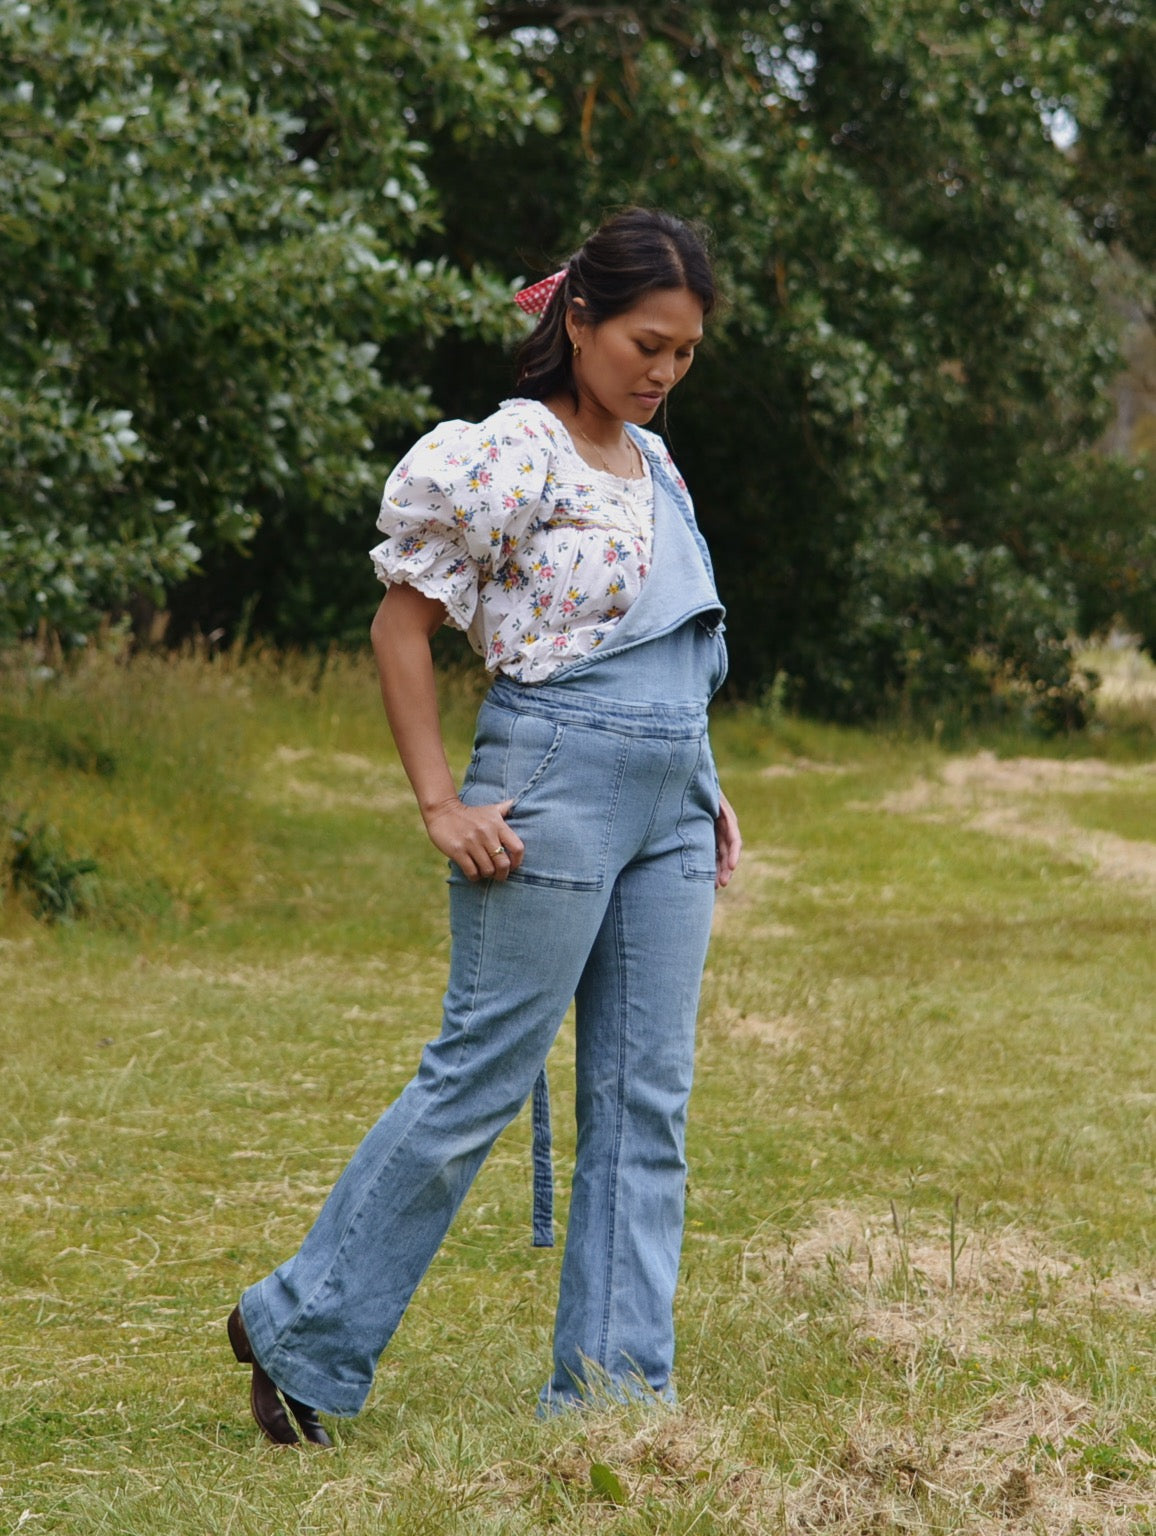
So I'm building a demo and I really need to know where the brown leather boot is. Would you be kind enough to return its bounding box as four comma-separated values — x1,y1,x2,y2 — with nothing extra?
227,1305,332,1448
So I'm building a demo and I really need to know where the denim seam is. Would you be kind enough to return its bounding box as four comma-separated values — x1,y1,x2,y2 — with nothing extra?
508,721,566,808
636,739,677,857
679,738,718,880
595,881,629,1371
497,703,516,800
487,682,707,738
268,881,494,1386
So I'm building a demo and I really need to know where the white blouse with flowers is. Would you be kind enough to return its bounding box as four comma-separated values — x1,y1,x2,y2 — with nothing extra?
370,398,661,684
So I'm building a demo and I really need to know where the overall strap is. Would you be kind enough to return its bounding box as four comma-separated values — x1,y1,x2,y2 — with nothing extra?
626,426,718,585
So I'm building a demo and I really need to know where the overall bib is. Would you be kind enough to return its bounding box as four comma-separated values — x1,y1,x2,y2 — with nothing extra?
241,433,728,1415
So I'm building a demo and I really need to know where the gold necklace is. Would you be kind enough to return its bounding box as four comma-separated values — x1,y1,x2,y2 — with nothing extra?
572,421,642,480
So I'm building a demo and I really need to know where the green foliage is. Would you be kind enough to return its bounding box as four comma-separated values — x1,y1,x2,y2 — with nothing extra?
589,1462,629,1506
3,0,1155,719
449,0,1156,720
4,813,97,921
0,0,549,643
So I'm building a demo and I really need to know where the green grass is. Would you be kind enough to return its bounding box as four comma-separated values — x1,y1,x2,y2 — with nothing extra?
1,644,1153,1534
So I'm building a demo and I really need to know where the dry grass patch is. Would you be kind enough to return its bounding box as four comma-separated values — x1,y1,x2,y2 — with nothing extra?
761,759,849,780
489,1409,782,1530
739,1208,1156,1534
873,751,1156,890
789,1381,1154,1535
764,1206,1155,1310
717,1009,805,1051
258,745,410,814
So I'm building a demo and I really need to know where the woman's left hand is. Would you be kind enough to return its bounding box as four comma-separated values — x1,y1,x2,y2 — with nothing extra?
714,790,742,890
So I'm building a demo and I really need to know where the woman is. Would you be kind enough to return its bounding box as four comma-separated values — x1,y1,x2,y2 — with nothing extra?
227,208,741,1445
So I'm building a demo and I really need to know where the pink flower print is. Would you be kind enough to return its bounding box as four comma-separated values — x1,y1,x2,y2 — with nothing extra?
503,487,529,511
397,534,428,556
559,586,587,617
639,563,649,579
467,466,492,491
531,558,556,582
490,635,505,658
500,533,519,561
452,504,471,529
603,536,627,566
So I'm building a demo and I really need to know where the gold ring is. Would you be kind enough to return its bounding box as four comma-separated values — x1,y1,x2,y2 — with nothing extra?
490,846,505,857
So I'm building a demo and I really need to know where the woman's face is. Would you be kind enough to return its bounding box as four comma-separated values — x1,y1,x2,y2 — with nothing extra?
567,285,705,426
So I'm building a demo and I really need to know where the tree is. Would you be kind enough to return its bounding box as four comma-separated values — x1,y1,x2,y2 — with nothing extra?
432,0,1151,721
0,0,550,644
5,0,1153,722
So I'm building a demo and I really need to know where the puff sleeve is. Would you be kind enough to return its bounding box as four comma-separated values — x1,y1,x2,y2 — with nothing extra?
370,411,557,635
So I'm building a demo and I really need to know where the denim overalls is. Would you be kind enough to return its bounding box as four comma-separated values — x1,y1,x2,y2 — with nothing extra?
240,432,728,1415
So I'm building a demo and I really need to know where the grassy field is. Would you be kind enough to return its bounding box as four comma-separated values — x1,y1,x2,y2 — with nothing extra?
1,644,1154,1534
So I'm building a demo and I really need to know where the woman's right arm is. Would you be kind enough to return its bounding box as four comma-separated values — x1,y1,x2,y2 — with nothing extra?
370,583,524,883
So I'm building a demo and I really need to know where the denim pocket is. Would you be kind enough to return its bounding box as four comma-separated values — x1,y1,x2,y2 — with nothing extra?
458,703,564,810
505,713,566,807
458,706,617,890
678,737,719,881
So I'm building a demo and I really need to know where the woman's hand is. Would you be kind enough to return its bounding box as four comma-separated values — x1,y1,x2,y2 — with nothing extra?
423,796,525,883
714,789,742,890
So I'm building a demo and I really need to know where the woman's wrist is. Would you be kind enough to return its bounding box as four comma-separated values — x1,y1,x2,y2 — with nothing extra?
419,789,461,827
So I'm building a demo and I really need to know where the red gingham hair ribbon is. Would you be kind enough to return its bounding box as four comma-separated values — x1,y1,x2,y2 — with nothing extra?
514,268,567,317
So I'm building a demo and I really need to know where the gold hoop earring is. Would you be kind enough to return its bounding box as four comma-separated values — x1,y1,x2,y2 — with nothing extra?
572,343,581,358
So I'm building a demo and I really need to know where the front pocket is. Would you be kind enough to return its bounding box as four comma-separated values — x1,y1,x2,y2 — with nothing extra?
457,706,625,891
457,703,564,811
506,719,627,891
506,714,566,807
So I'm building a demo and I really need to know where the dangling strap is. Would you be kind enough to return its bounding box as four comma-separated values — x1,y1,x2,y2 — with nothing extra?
531,1065,555,1247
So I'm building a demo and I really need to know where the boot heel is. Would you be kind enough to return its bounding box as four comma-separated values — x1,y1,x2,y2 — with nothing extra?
227,1304,254,1364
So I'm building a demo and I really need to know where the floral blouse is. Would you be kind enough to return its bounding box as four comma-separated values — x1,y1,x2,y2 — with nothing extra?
370,398,661,683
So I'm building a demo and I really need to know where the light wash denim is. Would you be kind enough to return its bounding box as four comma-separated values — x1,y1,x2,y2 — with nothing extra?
239,433,727,1416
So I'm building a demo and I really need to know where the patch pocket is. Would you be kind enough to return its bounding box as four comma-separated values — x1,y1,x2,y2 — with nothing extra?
506,721,626,892
450,706,567,886
679,737,720,881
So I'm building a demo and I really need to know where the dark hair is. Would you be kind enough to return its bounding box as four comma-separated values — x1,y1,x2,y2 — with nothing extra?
514,208,716,406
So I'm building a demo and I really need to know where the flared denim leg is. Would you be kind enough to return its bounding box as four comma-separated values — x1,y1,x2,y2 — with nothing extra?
239,662,722,1420
543,852,716,1409
241,873,612,1417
